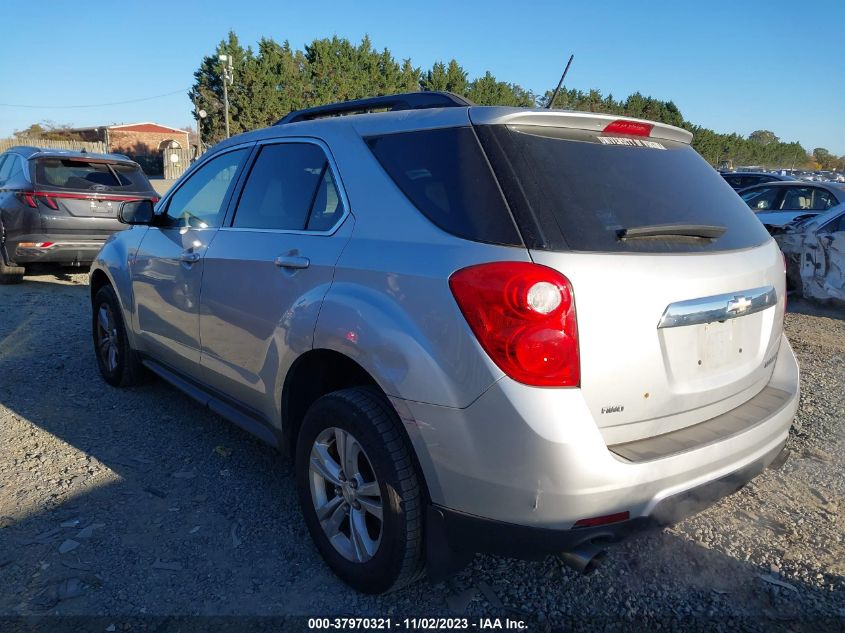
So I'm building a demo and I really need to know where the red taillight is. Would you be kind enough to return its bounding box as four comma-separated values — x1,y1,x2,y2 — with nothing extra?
38,195,59,210
573,511,630,529
16,191,152,209
17,192,38,208
603,120,653,137
449,262,580,387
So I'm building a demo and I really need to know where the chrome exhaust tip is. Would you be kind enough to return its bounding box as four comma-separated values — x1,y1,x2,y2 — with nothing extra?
559,543,607,575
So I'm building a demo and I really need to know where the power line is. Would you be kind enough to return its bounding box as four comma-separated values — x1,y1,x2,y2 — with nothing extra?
0,88,191,109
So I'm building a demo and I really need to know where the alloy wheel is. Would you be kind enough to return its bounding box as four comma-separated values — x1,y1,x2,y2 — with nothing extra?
308,427,383,563
96,303,119,373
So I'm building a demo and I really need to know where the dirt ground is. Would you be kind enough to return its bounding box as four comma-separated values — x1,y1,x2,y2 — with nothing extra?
0,271,843,631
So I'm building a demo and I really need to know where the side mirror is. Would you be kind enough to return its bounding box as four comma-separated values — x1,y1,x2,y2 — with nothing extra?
118,199,155,225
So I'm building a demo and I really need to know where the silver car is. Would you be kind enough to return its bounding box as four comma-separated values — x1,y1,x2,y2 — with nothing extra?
90,92,799,594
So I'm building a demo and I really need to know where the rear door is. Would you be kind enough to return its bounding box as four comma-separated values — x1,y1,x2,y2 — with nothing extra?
475,120,785,443
199,139,352,417
131,147,250,376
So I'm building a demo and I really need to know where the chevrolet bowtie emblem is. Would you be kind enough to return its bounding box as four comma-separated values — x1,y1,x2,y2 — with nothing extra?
726,296,752,314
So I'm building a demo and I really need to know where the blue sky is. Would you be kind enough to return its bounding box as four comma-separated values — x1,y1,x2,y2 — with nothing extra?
1,0,843,155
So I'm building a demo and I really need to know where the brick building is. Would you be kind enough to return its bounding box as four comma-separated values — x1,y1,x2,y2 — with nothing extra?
71,122,190,156
69,122,191,175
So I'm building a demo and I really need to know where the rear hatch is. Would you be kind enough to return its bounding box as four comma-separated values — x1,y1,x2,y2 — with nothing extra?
472,110,785,444
30,156,157,233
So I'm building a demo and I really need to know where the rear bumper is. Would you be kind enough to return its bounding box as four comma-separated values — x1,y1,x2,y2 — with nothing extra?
6,234,106,265
429,438,787,561
405,334,799,531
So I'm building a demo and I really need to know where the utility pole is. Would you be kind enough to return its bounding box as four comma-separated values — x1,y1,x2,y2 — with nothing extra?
218,53,234,139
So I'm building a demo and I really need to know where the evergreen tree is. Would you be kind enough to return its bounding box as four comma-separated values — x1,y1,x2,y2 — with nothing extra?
188,30,814,168
444,59,468,95
189,31,251,143
466,71,534,106
399,59,421,92
422,61,448,92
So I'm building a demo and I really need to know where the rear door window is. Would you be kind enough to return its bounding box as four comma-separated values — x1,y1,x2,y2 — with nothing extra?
778,186,836,210
813,188,836,210
366,127,521,246
476,124,771,253
232,143,344,232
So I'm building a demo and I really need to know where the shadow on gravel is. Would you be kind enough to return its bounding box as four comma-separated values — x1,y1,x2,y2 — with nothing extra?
787,296,845,322
20,265,92,284
0,278,843,630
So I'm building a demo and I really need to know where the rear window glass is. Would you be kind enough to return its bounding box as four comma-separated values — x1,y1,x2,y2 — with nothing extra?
35,159,152,193
476,125,771,253
366,127,521,246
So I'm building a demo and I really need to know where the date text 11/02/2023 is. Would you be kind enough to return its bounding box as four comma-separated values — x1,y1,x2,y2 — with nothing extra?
307,617,529,630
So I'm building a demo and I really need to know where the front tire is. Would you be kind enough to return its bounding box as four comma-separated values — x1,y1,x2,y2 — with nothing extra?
92,285,142,387
295,387,425,593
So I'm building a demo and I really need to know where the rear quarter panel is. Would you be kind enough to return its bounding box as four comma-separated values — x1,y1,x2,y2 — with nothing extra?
311,124,529,408
0,194,40,242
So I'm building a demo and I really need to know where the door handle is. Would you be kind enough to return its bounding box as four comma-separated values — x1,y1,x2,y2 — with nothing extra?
274,255,310,270
179,250,201,264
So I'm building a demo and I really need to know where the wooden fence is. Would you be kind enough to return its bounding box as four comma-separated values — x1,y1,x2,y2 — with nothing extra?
1,137,199,180
0,137,106,154
162,148,195,180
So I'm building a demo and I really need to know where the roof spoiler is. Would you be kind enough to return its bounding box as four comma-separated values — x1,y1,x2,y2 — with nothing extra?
30,152,140,166
469,109,694,144
275,91,473,125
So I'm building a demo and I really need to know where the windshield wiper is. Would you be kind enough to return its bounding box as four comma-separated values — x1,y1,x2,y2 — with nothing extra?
617,223,726,240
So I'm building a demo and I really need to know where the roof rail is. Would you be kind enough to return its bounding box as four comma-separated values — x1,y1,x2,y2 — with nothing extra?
275,91,472,125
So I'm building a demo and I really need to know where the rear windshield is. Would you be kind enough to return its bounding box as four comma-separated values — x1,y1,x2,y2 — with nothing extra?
34,158,153,193
476,125,771,253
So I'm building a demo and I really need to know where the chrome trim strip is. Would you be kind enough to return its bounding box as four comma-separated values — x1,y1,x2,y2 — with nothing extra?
657,285,777,329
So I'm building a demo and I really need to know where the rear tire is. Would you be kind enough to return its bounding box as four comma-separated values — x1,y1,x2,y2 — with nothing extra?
92,285,143,387
0,261,25,284
295,387,425,593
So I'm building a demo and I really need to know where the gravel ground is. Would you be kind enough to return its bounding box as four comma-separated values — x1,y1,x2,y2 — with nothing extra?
148,178,177,197
0,271,843,631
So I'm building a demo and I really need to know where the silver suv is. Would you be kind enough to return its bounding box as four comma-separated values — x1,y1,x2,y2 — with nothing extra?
90,92,799,594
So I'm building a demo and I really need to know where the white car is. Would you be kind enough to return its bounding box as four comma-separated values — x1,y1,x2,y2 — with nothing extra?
739,181,845,230
777,203,845,300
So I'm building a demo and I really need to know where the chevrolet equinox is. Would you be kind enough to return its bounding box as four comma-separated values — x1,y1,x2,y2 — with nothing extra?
89,92,799,593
